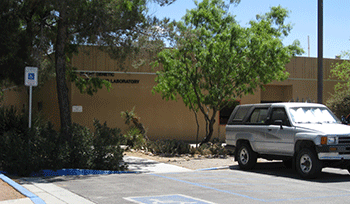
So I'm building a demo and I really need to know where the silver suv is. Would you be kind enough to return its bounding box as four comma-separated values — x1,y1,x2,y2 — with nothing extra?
225,102,350,178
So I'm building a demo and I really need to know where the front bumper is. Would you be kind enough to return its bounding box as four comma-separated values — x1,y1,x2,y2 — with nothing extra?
317,145,350,160
318,152,350,160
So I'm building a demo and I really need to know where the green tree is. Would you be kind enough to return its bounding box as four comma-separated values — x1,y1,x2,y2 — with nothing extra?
326,52,350,118
153,0,303,144
1,0,176,142
0,0,54,86
51,0,150,140
329,52,350,92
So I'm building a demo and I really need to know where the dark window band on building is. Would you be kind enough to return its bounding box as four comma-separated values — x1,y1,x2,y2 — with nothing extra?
105,79,140,84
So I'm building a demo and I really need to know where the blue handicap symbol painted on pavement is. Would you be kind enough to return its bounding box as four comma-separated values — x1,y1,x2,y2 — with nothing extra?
28,73,35,80
125,194,215,204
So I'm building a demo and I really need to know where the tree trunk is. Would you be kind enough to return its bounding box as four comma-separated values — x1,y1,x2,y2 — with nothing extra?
194,110,200,148
200,110,217,144
55,9,72,142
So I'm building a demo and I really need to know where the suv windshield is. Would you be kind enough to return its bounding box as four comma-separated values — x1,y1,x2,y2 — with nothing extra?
289,107,340,124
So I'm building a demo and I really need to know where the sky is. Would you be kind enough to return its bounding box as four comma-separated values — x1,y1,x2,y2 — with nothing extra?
147,0,350,59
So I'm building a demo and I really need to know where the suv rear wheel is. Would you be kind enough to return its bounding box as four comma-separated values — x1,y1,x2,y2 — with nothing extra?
296,148,322,179
236,143,257,170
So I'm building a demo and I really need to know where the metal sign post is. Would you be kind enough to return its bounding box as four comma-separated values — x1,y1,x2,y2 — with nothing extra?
25,67,38,128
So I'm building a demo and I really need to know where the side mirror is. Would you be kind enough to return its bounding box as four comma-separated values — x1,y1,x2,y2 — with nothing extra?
341,115,348,124
274,120,283,129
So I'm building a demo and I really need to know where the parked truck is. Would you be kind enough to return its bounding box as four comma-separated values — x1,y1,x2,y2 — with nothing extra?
225,102,350,178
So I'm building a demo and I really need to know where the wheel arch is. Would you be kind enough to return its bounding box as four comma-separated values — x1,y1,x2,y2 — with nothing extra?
294,140,316,156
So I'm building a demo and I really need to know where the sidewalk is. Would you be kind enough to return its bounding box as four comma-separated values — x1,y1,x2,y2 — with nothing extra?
0,155,192,204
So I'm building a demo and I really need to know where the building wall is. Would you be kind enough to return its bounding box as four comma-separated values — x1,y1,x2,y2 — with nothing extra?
69,71,223,142
259,57,342,103
1,46,346,142
1,86,27,112
32,79,61,130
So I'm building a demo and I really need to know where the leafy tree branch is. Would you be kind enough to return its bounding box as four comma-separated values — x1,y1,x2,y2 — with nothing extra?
153,0,303,144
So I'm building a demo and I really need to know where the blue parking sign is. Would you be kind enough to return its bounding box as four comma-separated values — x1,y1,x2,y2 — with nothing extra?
28,73,35,80
25,67,38,86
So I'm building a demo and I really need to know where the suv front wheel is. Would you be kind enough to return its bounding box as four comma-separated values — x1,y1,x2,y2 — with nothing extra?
236,143,257,170
296,148,322,179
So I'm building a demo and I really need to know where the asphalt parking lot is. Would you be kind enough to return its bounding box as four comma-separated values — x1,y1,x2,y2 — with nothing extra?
45,162,350,204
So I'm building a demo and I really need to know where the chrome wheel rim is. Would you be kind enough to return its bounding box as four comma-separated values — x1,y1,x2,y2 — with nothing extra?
300,154,312,174
239,147,249,165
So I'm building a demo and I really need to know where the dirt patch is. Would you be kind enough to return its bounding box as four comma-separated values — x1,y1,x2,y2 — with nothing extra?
0,178,26,201
124,151,236,170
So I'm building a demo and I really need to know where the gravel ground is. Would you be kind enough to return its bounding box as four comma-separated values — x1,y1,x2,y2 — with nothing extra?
124,151,237,170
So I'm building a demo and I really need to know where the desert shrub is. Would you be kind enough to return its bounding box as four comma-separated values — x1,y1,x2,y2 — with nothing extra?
0,106,27,136
31,121,64,170
0,107,62,176
0,106,126,175
121,107,149,148
190,142,229,157
0,130,40,176
123,127,145,149
91,119,126,170
144,139,229,157
147,139,191,156
63,123,94,169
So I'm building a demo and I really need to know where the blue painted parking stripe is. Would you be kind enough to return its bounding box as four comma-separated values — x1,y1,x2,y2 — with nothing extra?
152,173,350,202
151,174,266,202
125,194,216,204
196,166,229,171
0,174,46,204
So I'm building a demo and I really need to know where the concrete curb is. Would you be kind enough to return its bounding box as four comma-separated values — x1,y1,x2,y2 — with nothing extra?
0,174,45,204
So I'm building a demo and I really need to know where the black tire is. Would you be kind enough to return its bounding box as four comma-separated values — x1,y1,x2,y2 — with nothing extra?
236,143,257,170
295,148,322,179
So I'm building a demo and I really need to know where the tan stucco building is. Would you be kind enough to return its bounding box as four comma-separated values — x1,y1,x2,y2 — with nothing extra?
1,46,345,142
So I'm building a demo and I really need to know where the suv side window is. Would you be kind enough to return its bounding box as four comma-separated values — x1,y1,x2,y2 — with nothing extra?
232,106,251,121
270,108,290,126
248,108,269,124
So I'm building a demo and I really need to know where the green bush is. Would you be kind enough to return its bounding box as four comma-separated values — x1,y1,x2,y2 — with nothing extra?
188,142,230,157
143,139,229,157
0,106,27,136
0,106,126,176
31,121,64,170
0,107,63,176
147,139,190,156
1,130,39,176
123,127,145,149
63,123,94,169
91,119,126,170
326,89,350,119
